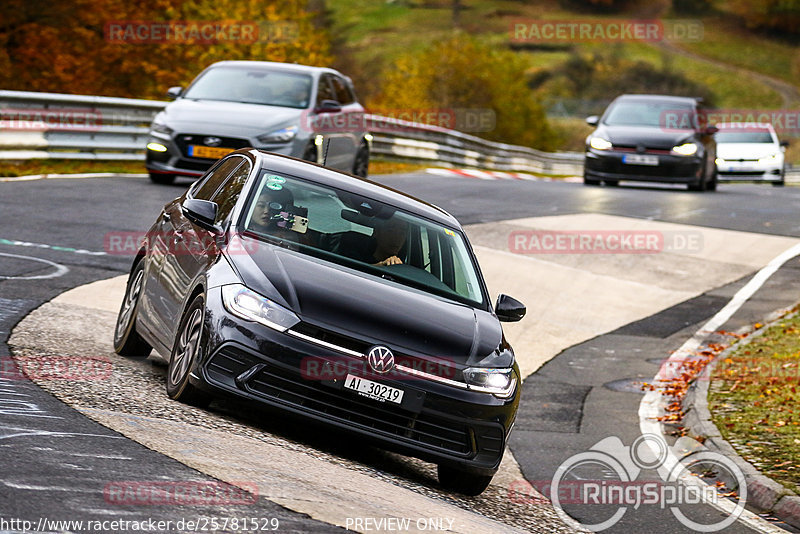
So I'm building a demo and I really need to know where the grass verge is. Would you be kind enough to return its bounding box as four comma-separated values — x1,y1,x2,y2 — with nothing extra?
0,160,147,177
709,312,800,492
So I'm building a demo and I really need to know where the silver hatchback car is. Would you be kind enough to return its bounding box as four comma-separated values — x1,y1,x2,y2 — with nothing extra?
145,61,370,184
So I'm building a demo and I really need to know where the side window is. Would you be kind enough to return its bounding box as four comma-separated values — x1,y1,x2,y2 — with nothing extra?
193,157,243,200
331,76,354,105
316,75,337,106
210,161,251,224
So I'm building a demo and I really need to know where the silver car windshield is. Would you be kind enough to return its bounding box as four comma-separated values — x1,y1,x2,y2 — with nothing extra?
240,170,486,307
183,67,312,109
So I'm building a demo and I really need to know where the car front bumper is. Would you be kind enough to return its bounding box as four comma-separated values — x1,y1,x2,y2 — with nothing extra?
585,149,704,184
190,287,519,475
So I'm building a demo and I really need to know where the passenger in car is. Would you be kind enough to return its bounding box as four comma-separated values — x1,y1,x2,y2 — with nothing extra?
248,188,313,245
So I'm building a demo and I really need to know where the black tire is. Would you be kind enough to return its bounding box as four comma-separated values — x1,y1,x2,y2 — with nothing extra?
772,180,785,187
705,168,718,191
149,172,175,185
583,172,600,186
166,295,212,406
303,144,318,164
352,144,369,178
603,180,619,187
113,260,152,358
437,464,493,496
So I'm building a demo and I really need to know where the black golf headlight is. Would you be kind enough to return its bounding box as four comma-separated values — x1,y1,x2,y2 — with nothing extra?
221,284,300,332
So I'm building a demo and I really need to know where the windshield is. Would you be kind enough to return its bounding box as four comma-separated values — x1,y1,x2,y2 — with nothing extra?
604,100,696,129
716,130,774,143
240,170,486,307
183,67,312,109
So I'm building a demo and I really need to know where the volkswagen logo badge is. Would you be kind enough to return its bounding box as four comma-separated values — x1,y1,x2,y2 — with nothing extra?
367,346,394,374
204,136,222,147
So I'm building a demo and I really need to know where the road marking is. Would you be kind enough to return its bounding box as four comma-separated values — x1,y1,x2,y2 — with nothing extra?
0,252,69,280
0,238,107,256
0,173,147,183
639,241,800,534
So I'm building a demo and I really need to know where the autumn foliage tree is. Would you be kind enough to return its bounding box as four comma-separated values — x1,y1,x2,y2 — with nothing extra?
370,35,557,151
0,0,332,99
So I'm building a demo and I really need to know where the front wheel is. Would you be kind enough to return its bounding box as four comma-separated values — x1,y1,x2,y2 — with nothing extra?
352,144,369,178
113,260,152,357
166,295,212,406
583,171,600,186
437,464,493,496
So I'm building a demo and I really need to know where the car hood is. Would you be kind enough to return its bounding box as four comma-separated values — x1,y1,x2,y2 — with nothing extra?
717,143,780,159
597,125,695,150
227,238,506,366
162,98,303,134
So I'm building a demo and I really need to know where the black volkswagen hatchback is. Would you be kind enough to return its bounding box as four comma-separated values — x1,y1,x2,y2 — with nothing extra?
584,94,718,191
114,148,525,495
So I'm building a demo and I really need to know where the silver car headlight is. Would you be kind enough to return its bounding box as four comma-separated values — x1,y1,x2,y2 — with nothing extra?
221,284,300,332
257,126,298,144
150,119,174,137
463,367,516,398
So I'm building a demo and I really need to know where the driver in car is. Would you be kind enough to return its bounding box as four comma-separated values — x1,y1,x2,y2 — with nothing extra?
370,217,408,266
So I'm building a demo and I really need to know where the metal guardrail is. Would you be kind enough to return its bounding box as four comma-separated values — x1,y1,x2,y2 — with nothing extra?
0,90,584,175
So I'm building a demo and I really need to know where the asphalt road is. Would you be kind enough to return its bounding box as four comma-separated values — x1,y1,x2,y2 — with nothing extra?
2,173,800,532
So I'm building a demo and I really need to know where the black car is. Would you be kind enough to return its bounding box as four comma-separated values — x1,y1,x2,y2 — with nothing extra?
584,94,718,191
114,148,526,495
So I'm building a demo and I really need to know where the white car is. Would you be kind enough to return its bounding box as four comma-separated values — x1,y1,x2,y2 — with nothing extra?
715,123,788,186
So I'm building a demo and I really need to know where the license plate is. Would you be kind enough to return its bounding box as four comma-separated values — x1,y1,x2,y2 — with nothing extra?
622,154,659,166
188,145,235,159
344,374,404,404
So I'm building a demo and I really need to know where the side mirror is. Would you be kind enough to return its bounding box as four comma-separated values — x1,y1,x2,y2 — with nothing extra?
586,115,599,127
166,86,183,99
315,99,342,114
704,125,719,135
780,140,790,148
182,198,219,231
495,294,526,323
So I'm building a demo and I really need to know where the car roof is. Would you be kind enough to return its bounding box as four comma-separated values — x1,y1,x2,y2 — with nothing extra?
613,94,700,105
206,60,340,77
247,149,461,228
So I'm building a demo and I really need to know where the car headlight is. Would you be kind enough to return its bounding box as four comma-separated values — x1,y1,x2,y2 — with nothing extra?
221,284,300,332
589,137,612,151
150,121,174,136
758,153,780,163
672,142,698,156
257,126,298,144
463,367,516,398
715,157,725,165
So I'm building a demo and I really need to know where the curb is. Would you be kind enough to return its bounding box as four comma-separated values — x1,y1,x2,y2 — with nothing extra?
684,308,800,530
